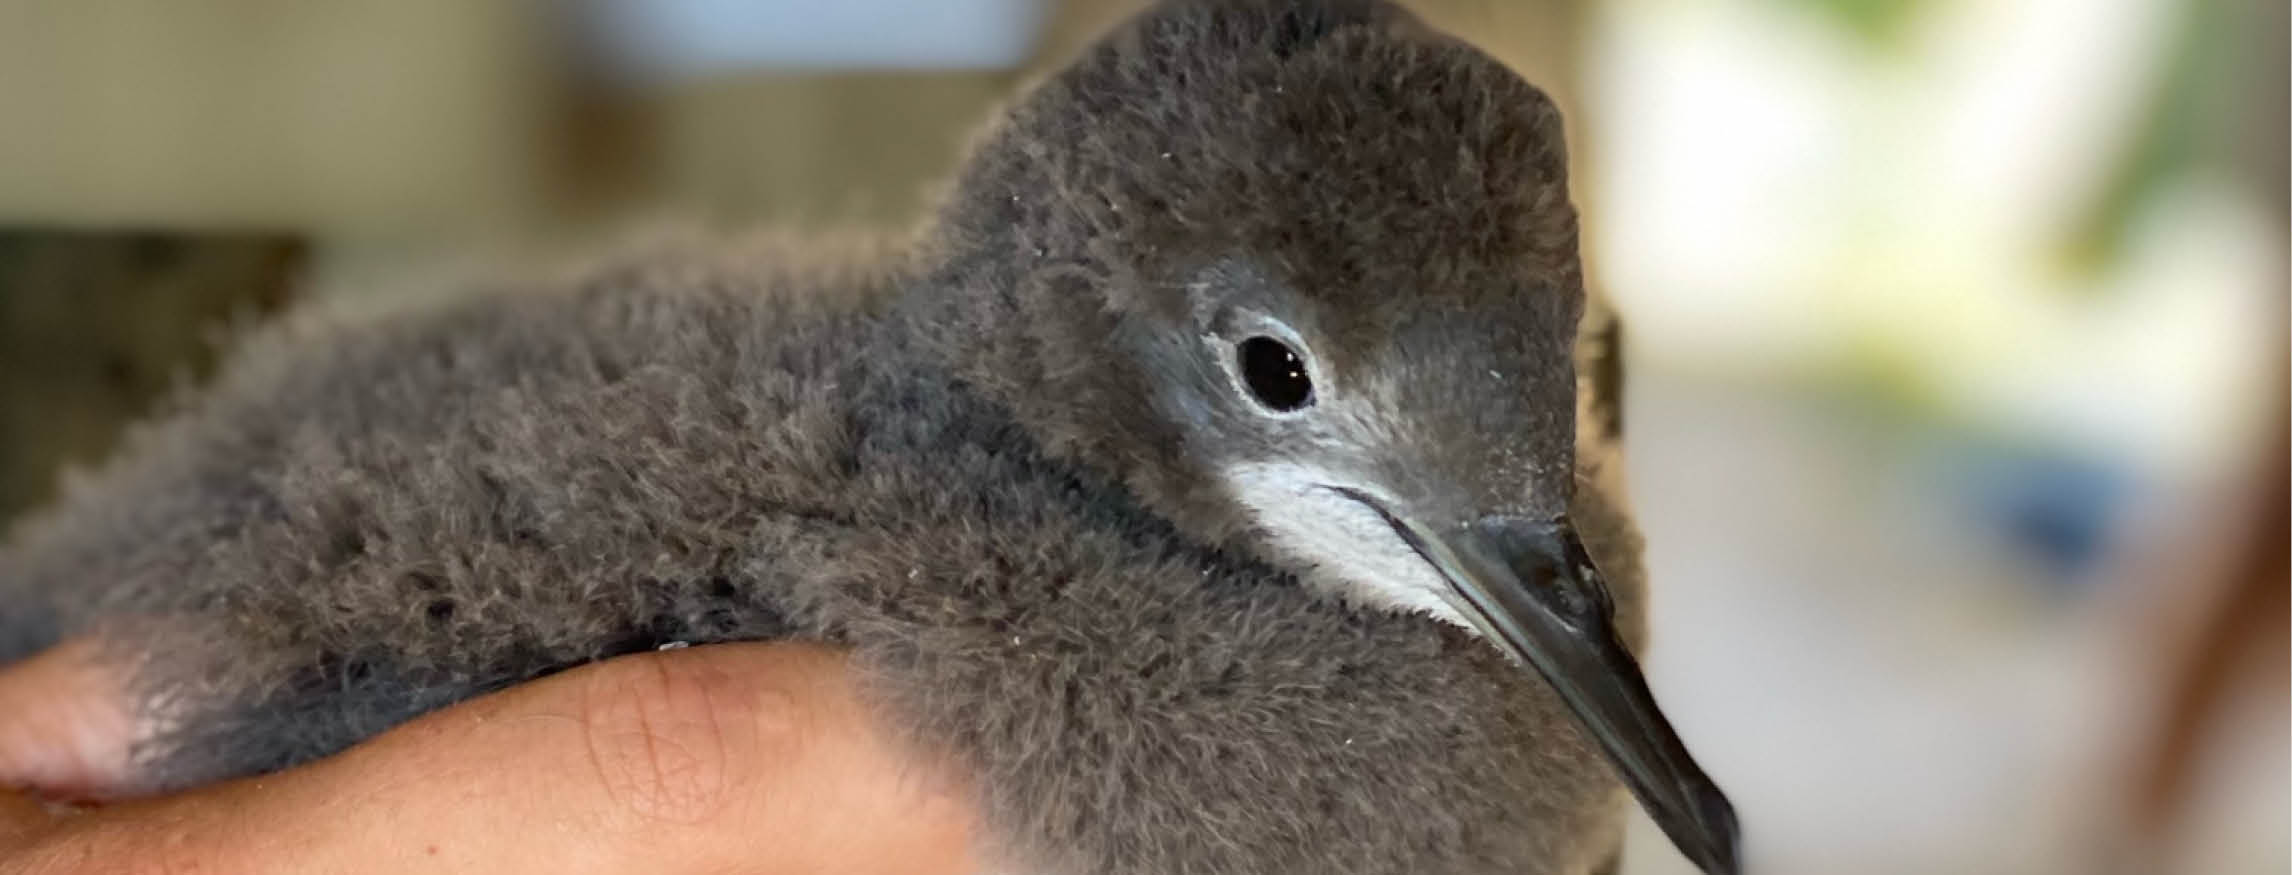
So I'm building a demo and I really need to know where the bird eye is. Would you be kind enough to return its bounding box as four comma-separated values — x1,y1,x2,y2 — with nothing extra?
1236,336,1314,412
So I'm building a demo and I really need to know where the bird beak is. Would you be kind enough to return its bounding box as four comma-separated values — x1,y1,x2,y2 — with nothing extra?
1335,491,1742,875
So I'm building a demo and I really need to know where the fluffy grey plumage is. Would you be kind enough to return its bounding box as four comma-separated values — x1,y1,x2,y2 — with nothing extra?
0,2,1692,873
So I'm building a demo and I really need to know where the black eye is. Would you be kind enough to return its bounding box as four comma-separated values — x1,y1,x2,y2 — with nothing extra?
1237,336,1314,411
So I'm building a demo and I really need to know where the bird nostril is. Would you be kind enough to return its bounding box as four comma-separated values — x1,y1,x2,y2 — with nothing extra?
1471,515,1612,622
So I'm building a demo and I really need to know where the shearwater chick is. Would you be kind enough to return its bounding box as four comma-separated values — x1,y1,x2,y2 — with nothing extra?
0,1,1739,872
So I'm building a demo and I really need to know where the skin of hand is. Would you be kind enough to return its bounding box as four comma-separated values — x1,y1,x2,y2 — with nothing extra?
0,640,982,875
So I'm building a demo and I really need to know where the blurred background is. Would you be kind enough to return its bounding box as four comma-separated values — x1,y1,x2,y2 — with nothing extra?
0,0,2281,872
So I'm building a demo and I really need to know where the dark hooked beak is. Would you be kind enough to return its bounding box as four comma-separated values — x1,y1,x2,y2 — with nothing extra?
1333,490,1742,875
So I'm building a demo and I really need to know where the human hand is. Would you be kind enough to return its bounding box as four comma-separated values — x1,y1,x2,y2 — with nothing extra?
0,639,980,874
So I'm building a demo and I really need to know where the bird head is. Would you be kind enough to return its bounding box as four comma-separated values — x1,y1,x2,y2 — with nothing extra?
915,2,1738,870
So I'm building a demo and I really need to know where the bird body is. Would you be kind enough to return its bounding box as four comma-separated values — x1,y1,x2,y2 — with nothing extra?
0,2,1735,873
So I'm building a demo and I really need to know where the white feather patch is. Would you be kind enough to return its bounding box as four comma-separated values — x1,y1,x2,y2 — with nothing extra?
1222,461,1475,633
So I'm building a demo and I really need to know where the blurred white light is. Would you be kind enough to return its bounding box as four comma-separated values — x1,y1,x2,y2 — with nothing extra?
1584,0,2275,477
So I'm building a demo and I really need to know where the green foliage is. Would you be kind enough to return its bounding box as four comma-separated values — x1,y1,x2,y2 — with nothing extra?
2063,0,2243,280
1781,0,1928,47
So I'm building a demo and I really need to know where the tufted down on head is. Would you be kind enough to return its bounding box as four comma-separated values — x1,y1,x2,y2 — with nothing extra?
911,0,1590,560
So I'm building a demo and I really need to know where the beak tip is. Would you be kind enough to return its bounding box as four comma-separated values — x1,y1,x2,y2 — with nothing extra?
1689,789,1744,875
